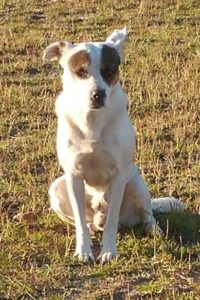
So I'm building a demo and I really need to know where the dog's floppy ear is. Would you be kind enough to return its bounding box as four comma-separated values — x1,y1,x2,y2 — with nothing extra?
106,27,127,62
43,41,73,62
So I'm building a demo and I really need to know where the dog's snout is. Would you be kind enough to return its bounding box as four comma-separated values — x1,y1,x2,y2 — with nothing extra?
91,89,106,109
92,89,106,101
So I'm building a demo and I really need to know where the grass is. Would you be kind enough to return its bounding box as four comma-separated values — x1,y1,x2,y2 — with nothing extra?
0,0,200,299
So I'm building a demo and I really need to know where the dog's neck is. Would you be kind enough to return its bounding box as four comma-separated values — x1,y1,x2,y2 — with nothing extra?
84,110,106,141
65,108,106,143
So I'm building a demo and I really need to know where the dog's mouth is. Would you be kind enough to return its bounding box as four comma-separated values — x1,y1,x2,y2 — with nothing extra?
90,103,105,110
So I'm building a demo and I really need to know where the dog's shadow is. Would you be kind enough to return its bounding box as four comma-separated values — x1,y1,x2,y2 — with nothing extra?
91,211,200,260
120,211,200,244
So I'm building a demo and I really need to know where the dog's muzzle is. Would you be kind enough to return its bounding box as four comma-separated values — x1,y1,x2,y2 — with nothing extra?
90,88,106,109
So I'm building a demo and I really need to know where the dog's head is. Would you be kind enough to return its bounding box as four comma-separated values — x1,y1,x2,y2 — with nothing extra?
43,28,127,111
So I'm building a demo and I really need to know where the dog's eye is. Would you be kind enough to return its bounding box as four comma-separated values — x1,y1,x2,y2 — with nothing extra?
75,67,89,79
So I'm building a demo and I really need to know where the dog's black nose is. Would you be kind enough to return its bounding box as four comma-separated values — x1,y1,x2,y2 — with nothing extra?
92,89,106,101
91,89,106,109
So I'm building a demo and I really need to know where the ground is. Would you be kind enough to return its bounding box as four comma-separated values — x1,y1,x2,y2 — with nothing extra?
0,0,200,299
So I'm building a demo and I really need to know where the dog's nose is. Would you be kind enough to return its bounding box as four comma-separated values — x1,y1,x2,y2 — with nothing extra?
91,89,106,109
92,89,106,101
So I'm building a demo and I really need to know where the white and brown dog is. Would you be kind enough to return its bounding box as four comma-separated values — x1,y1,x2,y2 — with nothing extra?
43,28,184,263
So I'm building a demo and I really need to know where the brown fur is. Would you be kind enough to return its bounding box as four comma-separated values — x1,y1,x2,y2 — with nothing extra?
68,50,91,79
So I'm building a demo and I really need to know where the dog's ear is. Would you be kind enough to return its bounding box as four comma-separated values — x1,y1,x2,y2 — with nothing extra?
43,41,73,62
106,27,127,62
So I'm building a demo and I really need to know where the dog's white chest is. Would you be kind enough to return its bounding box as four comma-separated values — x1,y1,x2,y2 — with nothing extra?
74,149,117,189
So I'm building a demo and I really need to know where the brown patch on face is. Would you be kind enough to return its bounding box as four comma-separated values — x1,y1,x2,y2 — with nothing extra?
100,45,120,86
68,50,91,79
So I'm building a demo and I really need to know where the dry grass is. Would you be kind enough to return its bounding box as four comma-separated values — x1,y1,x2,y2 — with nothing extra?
0,0,200,299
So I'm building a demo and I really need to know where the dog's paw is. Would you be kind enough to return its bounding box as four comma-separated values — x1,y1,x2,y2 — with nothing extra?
87,222,96,235
74,236,94,262
74,246,94,262
97,247,119,263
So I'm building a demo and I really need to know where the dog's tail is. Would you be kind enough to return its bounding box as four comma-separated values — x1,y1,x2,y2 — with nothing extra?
151,197,185,213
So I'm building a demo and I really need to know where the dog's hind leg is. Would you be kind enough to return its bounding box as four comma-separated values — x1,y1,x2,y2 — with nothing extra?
49,175,74,224
119,166,162,235
49,175,94,228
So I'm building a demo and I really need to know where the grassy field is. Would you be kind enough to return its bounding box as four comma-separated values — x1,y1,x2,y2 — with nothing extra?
0,0,200,299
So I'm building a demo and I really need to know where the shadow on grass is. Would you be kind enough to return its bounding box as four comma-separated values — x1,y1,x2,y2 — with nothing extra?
155,211,200,244
123,211,200,244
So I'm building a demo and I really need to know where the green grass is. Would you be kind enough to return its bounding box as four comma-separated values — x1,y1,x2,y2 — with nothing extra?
0,0,200,299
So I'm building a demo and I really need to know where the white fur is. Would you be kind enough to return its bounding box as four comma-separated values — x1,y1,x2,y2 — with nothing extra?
106,27,127,61
44,29,184,263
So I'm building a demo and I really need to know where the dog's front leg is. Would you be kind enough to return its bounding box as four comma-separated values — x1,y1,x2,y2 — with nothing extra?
98,174,126,263
66,174,94,262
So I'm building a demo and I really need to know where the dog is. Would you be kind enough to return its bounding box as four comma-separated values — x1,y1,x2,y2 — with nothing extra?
43,28,184,263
